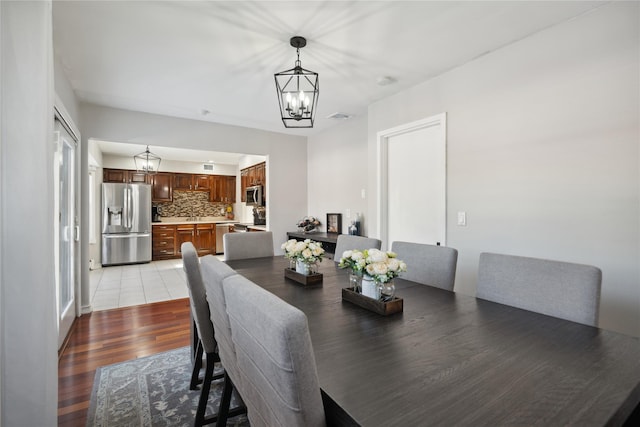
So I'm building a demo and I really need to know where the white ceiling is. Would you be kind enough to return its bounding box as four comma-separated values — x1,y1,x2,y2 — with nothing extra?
53,0,605,161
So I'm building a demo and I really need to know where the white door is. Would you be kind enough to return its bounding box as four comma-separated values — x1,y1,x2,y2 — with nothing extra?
378,114,447,249
55,119,78,349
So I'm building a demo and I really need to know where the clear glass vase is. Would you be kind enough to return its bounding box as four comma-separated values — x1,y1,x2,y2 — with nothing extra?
349,272,363,293
377,280,396,302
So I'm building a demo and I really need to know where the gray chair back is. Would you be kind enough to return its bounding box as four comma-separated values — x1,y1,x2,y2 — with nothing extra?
391,241,458,291
223,231,274,261
224,275,326,427
334,235,382,261
181,242,215,353
477,252,602,326
200,256,241,382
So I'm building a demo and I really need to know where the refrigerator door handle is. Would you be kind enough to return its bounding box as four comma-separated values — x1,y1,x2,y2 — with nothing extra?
122,187,128,228
127,187,133,229
123,187,132,229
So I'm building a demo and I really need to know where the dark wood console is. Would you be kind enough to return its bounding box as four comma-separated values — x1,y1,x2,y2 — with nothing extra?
286,231,339,260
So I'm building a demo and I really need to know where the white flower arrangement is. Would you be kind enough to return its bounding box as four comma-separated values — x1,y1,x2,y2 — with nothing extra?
339,248,407,283
281,238,325,264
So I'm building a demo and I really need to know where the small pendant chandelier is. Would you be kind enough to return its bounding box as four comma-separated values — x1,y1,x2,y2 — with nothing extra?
274,36,319,128
133,145,161,175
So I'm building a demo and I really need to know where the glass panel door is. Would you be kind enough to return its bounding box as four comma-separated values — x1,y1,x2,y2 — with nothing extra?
55,119,77,348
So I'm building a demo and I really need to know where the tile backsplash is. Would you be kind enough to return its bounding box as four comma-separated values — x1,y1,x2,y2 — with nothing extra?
154,191,229,217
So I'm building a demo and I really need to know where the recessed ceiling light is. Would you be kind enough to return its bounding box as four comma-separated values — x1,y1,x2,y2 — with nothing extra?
327,112,352,120
208,160,214,163
376,76,396,86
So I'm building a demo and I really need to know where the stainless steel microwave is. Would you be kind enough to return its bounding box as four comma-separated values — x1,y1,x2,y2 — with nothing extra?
245,185,263,206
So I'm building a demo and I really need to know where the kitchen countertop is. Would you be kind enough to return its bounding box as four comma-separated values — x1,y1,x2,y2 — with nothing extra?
152,216,239,225
234,223,268,231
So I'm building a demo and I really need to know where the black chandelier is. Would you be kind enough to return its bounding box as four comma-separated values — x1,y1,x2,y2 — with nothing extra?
133,145,161,175
274,36,319,128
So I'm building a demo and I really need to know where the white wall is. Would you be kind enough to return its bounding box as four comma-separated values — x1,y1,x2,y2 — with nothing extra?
80,104,307,253
307,115,369,234
0,1,58,425
309,2,639,337
101,153,238,176
88,142,103,271
54,53,80,125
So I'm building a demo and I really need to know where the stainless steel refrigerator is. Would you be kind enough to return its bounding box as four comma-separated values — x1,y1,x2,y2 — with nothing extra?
101,183,152,266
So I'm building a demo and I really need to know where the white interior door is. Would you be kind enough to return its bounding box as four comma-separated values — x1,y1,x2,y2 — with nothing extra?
378,114,447,250
55,119,78,349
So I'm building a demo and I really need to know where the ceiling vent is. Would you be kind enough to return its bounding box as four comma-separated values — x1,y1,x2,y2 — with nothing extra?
203,164,214,171
327,112,352,120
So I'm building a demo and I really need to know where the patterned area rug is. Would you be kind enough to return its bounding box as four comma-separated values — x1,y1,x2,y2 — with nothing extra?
86,346,249,426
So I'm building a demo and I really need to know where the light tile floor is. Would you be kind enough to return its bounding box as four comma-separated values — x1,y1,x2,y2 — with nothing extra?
90,259,192,311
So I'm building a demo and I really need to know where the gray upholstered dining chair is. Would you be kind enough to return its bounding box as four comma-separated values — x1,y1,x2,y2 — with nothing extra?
390,241,458,291
200,256,246,426
181,243,223,426
334,235,382,261
223,231,274,261
223,274,326,427
477,252,602,326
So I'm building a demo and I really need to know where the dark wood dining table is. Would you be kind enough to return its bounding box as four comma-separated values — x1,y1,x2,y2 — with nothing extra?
224,256,640,426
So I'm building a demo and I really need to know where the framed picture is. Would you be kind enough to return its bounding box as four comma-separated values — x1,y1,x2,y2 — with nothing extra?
326,213,342,234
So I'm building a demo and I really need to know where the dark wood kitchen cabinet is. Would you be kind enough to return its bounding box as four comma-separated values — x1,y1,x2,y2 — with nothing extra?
240,161,266,202
174,173,212,191
174,223,215,256
129,171,149,183
194,175,211,191
175,225,195,255
225,176,236,203
103,168,150,184
151,173,173,202
194,223,215,255
152,224,176,259
103,168,127,183
210,175,236,203
173,174,192,190
254,162,265,185
153,223,215,260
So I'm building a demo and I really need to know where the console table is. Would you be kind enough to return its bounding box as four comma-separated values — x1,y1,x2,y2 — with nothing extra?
286,231,339,259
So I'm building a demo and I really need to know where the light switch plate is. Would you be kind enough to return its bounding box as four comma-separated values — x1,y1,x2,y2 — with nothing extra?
457,211,467,226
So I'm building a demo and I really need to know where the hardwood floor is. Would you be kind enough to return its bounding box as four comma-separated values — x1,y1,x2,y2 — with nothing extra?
58,298,191,426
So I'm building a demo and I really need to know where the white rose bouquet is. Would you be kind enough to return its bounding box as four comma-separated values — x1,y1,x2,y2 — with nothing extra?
281,238,325,264
338,249,367,274
364,249,407,283
339,248,406,283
